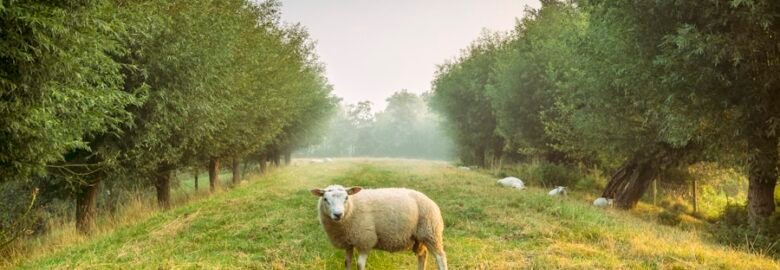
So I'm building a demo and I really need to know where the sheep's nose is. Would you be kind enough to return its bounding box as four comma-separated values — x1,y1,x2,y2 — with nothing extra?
333,213,343,220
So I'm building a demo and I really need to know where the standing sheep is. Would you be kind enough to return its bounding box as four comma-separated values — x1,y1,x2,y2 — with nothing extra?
310,185,448,270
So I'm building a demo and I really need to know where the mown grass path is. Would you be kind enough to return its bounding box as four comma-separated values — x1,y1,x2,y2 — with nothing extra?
18,159,780,269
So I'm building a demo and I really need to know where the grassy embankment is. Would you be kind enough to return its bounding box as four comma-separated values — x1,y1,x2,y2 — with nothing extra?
15,159,780,269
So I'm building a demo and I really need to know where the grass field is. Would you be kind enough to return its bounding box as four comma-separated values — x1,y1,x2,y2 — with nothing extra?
14,159,780,269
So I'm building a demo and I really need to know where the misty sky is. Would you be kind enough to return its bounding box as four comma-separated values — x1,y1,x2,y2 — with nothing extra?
280,0,541,109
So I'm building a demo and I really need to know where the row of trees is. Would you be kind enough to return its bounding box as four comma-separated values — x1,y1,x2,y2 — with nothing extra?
302,90,451,159
0,0,335,235
430,0,779,228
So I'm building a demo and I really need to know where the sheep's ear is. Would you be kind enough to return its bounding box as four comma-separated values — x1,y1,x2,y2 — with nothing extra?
347,186,362,195
310,189,325,197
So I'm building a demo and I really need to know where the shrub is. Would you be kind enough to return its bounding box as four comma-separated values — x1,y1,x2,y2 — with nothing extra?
657,200,689,227
712,204,780,259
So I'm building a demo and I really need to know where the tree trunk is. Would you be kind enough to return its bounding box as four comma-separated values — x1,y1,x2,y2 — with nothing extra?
614,161,658,209
746,131,778,227
232,157,241,184
155,168,172,209
242,159,249,179
474,146,486,168
194,170,199,191
284,151,292,165
259,155,268,174
653,178,657,206
602,159,660,209
272,154,281,167
76,180,100,234
491,142,504,171
692,178,698,214
209,158,220,192
601,163,635,199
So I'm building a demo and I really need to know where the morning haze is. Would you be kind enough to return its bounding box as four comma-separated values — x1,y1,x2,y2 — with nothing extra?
5,1,779,269
280,0,541,109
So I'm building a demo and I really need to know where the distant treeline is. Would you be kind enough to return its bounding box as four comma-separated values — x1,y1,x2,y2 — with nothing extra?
0,0,335,237
430,0,780,229
300,90,452,160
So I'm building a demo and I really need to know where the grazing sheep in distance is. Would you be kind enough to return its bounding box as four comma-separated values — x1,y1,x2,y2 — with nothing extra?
324,158,333,162
457,166,471,171
593,197,613,207
310,185,448,270
548,186,567,196
497,177,525,190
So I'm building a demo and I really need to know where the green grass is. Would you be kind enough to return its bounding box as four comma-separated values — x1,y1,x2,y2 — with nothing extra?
15,159,780,269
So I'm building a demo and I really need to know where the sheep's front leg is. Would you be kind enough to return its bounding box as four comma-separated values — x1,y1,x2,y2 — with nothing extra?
357,250,369,270
345,247,353,270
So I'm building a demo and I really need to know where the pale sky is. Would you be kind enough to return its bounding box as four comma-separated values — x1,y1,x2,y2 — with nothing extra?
280,0,541,109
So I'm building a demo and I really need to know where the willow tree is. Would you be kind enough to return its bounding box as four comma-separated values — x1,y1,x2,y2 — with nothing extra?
430,32,507,167
110,0,255,208
263,71,336,167
0,1,138,233
536,1,706,209
486,1,578,163
541,0,780,225
628,0,780,226
206,14,335,182
0,1,135,184
190,0,289,187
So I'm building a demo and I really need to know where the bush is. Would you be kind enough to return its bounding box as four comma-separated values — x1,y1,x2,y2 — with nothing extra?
657,210,682,226
657,200,689,226
0,182,45,241
712,204,780,259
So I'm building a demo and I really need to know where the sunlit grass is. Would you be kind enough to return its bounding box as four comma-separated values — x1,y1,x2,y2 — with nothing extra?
0,170,240,268
11,159,780,269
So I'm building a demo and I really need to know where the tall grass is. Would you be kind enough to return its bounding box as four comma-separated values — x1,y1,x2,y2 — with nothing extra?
0,169,240,268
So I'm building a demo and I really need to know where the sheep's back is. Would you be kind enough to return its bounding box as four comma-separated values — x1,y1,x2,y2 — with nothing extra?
352,188,426,251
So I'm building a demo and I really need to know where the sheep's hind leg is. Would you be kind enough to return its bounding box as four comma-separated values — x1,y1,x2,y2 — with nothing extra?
432,252,447,270
345,247,353,270
424,242,447,270
357,250,369,270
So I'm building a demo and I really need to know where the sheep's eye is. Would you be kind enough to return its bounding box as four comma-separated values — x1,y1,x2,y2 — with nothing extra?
323,198,329,204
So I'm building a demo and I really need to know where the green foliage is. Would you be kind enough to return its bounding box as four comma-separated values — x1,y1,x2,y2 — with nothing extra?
657,200,690,227
0,0,138,182
713,204,780,258
430,31,507,166
487,2,581,162
1,0,336,243
431,0,779,230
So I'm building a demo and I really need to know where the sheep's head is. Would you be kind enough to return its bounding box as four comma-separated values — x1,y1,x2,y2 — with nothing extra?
310,185,362,222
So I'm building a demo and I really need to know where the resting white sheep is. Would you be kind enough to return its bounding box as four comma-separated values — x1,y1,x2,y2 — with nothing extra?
497,177,525,190
457,166,471,171
311,185,448,270
548,186,567,196
593,197,613,207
